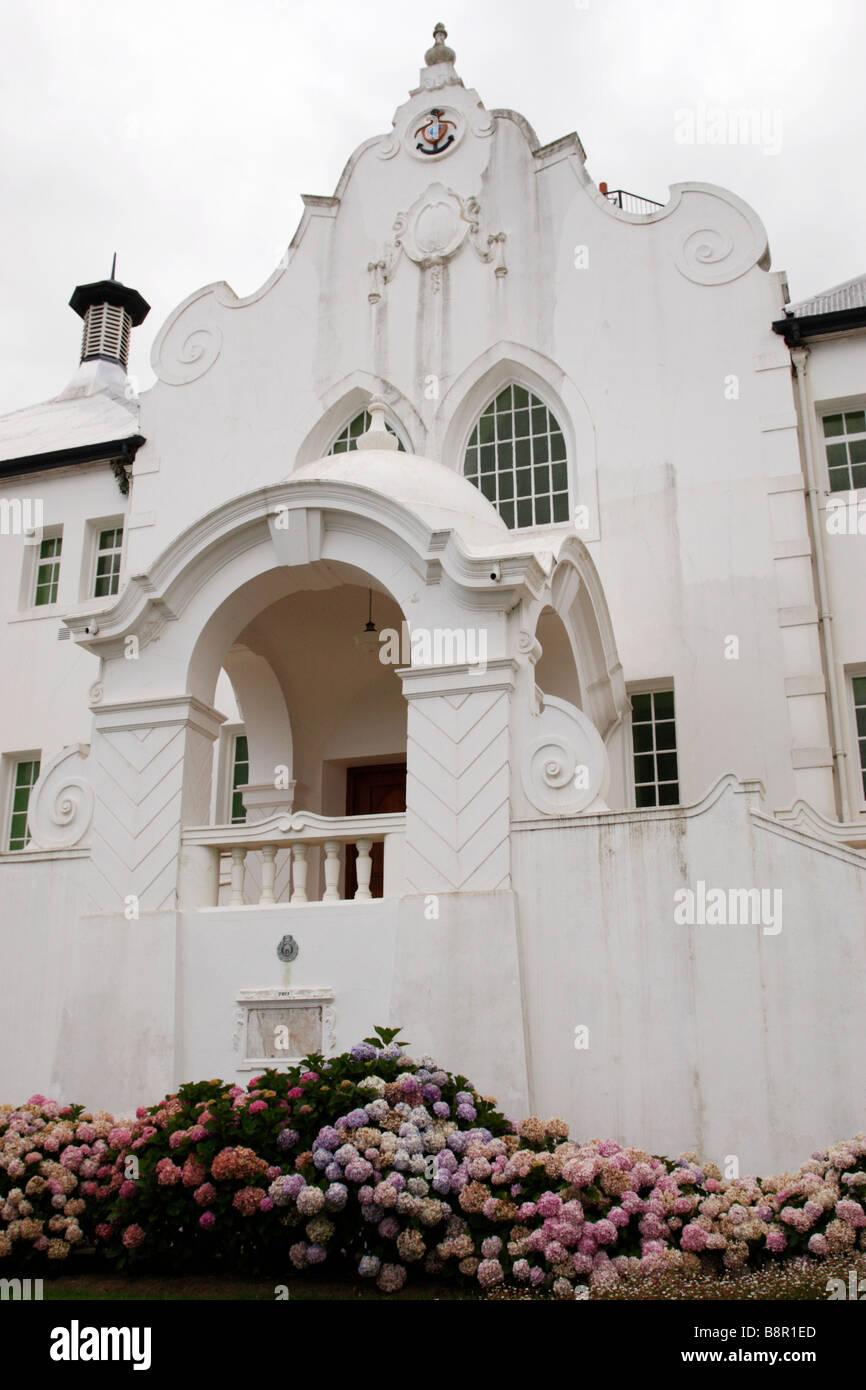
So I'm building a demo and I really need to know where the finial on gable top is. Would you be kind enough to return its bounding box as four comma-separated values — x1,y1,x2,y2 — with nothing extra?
425,22,455,66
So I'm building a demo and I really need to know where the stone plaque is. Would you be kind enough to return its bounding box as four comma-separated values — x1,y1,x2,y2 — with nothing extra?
245,1004,322,1060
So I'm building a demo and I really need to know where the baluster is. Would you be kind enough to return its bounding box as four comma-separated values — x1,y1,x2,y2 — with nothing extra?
323,840,341,901
259,844,276,904
354,838,373,900
230,846,247,906
290,843,308,903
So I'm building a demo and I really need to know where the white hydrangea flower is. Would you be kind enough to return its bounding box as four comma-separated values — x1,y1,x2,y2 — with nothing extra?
357,1076,387,1095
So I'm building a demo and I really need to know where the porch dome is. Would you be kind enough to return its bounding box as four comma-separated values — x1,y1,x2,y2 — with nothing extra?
288,447,510,548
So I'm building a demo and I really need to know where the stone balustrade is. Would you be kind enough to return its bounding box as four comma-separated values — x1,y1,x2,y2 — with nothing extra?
178,809,406,908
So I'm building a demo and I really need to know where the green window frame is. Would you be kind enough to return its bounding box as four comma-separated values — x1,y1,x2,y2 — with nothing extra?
822,410,866,492
8,758,40,850
34,536,61,606
231,734,249,824
329,411,406,454
853,676,866,803
464,384,569,530
631,689,679,808
94,526,123,598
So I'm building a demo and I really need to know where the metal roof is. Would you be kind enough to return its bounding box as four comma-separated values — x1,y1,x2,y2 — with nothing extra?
0,360,140,467
786,273,866,318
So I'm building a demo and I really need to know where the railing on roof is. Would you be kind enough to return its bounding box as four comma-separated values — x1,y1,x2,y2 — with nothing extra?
603,188,664,215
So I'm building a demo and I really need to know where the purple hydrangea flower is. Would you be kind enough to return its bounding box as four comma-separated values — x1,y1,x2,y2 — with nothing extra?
456,1104,477,1122
313,1148,333,1171
324,1163,342,1182
433,1101,450,1119
345,1109,369,1129
325,1182,348,1211
306,1244,327,1265
422,1084,442,1103
316,1126,341,1151
277,1128,299,1150
351,1043,378,1062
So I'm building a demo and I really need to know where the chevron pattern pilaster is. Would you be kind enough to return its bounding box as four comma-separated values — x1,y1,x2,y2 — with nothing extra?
86,697,224,914
402,666,514,893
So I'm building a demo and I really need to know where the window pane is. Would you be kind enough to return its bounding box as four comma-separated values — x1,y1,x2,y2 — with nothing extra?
516,469,532,498
499,501,515,529
513,409,530,438
534,495,551,526
635,784,658,808
822,414,844,437
849,440,866,465
656,752,679,782
512,385,529,409
479,414,495,445
516,499,533,528
844,410,866,434
552,462,568,492
657,782,679,806
655,720,677,750
515,438,531,468
631,692,652,721
852,463,866,489
653,690,675,720
552,493,570,522
633,723,653,753
634,753,655,783
853,676,866,703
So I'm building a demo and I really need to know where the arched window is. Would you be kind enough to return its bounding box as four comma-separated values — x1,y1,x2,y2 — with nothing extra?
328,410,406,454
464,385,568,529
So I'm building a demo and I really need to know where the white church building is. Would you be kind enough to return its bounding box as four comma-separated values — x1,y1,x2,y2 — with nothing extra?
0,26,864,1172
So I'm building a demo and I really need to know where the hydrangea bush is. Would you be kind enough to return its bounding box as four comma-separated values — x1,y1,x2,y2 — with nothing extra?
1,1027,864,1295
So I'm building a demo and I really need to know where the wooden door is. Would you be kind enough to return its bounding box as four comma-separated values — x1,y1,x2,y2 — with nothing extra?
345,762,407,899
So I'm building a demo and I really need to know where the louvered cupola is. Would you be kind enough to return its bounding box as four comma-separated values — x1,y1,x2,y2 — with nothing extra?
68,259,150,371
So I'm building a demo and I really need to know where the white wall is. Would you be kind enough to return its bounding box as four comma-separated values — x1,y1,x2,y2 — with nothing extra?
513,778,866,1172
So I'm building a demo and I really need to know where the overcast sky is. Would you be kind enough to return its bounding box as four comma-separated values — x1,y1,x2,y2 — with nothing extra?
1,0,863,416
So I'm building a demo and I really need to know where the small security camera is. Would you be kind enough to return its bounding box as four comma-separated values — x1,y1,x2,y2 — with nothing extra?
84,621,100,637
489,563,501,582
